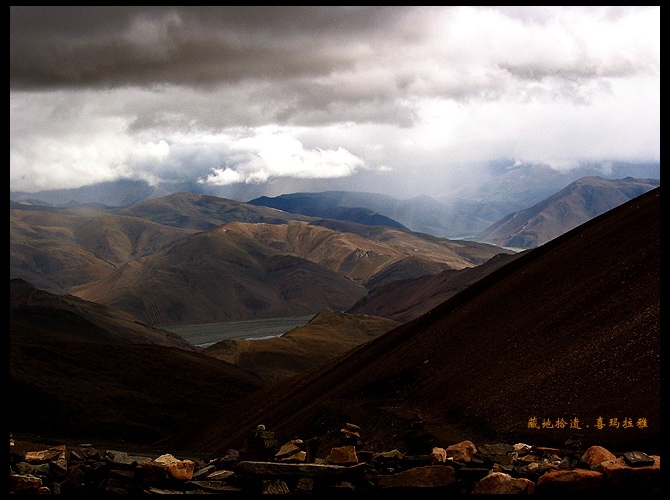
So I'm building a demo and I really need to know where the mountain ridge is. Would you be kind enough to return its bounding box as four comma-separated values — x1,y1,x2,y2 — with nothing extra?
160,187,660,456
476,176,660,248
12,191,509,325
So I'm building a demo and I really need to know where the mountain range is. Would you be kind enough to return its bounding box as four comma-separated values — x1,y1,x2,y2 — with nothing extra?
11,175,659,244
161,187,660,456
8,177,660,456
11,192,508,325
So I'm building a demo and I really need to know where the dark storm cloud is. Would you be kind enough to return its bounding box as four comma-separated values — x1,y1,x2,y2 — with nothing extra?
9,6,415,90
10,6,660,195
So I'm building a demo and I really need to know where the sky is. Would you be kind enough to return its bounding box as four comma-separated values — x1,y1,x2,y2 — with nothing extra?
10,6,660,201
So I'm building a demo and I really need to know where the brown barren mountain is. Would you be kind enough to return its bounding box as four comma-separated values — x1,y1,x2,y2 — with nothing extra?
347,251,524,323
121,191,315,230
10,279,265,444
71,218,507,325
160,187,660,456
13,192,509,325
70,225,370,325
10,202,197,293
10,278,196,350
204,309,400,384
477,176,660,248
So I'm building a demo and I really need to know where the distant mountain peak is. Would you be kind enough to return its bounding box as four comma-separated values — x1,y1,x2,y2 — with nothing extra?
476,176,659,248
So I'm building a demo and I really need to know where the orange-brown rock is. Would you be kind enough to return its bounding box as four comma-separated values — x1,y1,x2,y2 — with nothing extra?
153,453,196,481
430,447,447,464
446,440,477,463
598,455,660,491
536,468,604,492
326,445,358,465
581,445,616,466
471,471,536,494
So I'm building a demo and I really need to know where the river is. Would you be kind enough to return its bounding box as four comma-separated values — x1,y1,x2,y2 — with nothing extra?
160,314,315,347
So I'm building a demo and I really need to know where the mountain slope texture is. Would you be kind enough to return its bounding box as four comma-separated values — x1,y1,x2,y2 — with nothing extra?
12,192,508,325
203,309,400,384
10,280,266,443
162,187,660,456
477,176,659,248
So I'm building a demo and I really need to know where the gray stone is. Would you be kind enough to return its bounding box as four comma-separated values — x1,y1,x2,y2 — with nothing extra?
623,451,655,467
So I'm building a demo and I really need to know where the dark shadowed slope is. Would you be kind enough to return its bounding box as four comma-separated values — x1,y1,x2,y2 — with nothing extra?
347,251,524,323
10,280,266,445
161,187,660,456
10,279,197,350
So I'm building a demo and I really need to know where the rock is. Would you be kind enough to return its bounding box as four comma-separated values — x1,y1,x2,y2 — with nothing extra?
564,436,582,451
430,447,447,463
234,460,365,479
446,440,477,463
7,435,661,495
185,480,245,493
168,459,196,480
135,461,171,484
24,445,66,463
599,455,660,491
480,443,515,466
192,464,215,479
623,450,656,467
105,470,136,494
536,468,604,492
106,449,133,465
10,473,43,492
471,471,536,494
295,477,315,493
326,445,358,465
377,465,456,489
260,479,290,494
275,441,302,460
580,445,617,466
479,443,514,456
456,467,491,485
151,453,195,480
375,449,403,462
206,469,235,481
512,443,533,455
344,423,360,433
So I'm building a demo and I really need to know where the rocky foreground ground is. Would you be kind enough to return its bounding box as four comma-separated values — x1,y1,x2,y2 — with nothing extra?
10,418,661,495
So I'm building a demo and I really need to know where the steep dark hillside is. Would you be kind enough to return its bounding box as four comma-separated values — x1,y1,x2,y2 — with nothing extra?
161,187,660,456
477,176,659,248
10,279,196,350
348,251,524,323
10,280,266,444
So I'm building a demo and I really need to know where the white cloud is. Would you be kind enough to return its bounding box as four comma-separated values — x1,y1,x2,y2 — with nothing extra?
9,6,660,197
200,128,366,185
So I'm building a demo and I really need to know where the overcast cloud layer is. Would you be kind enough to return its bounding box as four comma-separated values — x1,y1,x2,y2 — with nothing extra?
10,6,660,199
